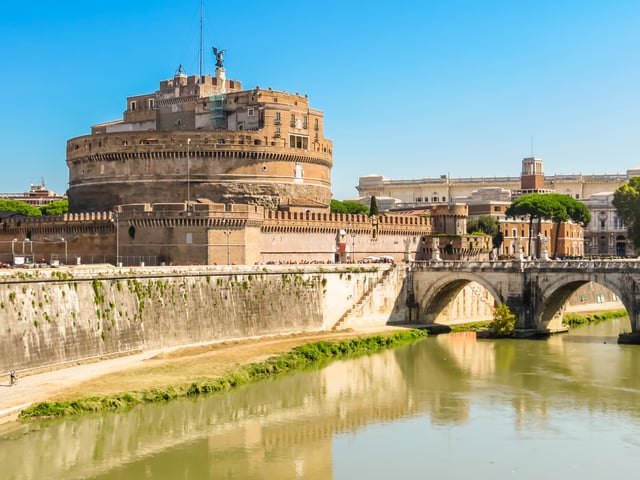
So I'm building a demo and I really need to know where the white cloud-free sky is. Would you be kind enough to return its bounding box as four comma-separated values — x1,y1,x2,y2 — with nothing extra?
1,0,638,200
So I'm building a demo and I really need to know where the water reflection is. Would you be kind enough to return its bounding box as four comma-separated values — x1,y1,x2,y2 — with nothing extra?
2,319,640,479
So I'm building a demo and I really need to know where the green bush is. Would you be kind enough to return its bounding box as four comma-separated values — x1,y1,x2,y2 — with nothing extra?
490,304,516,336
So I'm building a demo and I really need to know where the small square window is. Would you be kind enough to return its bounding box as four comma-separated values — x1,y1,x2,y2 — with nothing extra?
248,108,255,116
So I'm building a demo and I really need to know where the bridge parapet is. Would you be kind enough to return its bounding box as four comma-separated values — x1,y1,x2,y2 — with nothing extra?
412,260,526,272
412,259,640,273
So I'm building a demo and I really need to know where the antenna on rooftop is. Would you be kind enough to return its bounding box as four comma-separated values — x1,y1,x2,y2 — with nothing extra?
530,136,534,157
199,0,204,81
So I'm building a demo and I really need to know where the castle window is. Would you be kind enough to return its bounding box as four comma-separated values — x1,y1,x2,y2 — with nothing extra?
275,112,281,124
148,98,155,109
130,101,136,111
289,134,309,150
248,108,255,116
186,233,193,244
303,116,308,129
314,118,319,131
290,114,296,127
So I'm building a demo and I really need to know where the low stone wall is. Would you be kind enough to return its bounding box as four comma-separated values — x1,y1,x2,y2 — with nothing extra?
0,264,401,374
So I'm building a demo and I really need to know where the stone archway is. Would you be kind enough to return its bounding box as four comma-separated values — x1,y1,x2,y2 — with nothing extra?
418,273,504,324
533,276,630,332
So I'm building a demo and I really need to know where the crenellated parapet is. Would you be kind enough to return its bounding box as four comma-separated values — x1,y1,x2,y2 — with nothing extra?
0,212,114,237
262,211,432,236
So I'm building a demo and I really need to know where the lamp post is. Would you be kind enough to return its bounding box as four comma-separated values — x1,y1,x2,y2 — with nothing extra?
187,137,191,206
112,210,120,266
24,239,32,264
58,237,68,264
350,231,357,263
223,229,231,265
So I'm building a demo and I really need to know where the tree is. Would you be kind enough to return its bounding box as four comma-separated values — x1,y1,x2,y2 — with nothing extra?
369,196,380,216
613,177,640,254
550,194,591,257
491,303,516,336
468,215,502,254
505,194,550,256
40,199,69,216
0,199,42,216
506,193,591,258
330,199,369,215
467,215,499,236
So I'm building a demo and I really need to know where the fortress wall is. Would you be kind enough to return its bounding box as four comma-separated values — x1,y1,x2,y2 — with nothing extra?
0,216,116,265
0,265,399,374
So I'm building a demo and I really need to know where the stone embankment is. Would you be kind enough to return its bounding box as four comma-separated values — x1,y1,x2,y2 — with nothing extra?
0,264,407,375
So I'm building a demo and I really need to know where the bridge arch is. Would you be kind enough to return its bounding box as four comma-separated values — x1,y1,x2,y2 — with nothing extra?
532,274,632,332
418,272,503,324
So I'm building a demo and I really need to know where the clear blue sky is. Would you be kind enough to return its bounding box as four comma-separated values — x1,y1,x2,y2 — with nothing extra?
1,0,639,201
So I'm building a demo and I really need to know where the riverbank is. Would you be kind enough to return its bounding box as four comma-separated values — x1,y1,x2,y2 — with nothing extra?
0,325,421,430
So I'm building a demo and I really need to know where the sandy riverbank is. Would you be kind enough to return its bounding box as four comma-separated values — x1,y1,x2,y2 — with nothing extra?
0,326,412,429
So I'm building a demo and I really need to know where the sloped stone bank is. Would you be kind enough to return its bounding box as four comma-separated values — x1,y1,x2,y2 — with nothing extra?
0,264,400,373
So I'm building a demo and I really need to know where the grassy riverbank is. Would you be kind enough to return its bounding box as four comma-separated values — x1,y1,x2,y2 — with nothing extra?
563,309,628,327
19,329,428,421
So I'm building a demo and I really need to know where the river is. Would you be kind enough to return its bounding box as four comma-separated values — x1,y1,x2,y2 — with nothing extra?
1,318,639,479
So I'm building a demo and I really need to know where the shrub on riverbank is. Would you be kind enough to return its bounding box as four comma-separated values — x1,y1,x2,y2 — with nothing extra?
563,309,627,327
19,329,428,421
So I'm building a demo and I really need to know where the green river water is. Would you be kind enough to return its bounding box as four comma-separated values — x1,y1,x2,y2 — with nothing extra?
1,318,639,479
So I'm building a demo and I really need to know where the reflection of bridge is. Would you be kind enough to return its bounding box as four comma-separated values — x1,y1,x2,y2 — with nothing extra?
411,260,640,339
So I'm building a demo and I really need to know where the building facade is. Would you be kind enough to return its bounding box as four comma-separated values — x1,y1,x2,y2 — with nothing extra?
358,157,635,257
0,181,66,207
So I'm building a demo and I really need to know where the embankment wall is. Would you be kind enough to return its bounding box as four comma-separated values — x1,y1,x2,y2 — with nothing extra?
0,264,403,374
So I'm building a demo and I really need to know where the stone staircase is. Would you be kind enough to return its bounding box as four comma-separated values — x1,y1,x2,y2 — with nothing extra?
331,266,396,331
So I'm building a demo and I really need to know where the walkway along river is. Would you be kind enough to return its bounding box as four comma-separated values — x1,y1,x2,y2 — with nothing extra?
1,318,638,479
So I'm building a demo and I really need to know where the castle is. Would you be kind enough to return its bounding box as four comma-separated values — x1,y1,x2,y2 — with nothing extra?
1,51,486,266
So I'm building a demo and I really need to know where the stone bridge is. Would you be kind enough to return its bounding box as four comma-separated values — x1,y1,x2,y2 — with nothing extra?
410,259,640,340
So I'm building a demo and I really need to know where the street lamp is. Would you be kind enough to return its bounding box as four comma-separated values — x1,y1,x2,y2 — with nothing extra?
187,137,191,205
24,239,32,264
112,210,120,266
350,231,357,263
223,229,231,265
58,237,68,264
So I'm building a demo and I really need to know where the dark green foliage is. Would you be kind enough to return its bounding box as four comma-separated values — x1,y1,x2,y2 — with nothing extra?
369,196,380,216
330,199,369,215
467,215,499,237
467,215,502,249
506,193,591,257
39,200,69,216
613,177,640,253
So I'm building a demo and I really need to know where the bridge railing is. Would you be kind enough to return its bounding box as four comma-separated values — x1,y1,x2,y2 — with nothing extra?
411,258,640,272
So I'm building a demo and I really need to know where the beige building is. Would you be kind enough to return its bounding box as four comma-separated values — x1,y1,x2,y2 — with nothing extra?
357,160,629,207
0,181,65,207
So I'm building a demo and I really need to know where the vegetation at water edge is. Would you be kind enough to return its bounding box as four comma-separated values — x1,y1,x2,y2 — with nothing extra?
563,309,627,328
18,329,428,421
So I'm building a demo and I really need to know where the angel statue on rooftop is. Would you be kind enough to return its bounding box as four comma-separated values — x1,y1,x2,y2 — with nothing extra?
213,47,226,68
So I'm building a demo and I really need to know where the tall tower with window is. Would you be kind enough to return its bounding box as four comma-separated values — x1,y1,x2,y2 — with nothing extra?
520,157,545,191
